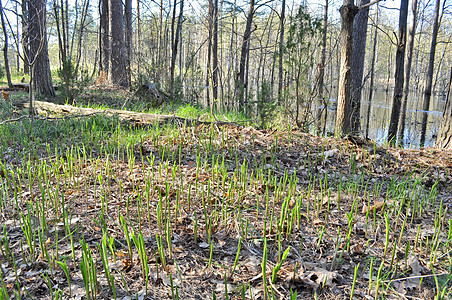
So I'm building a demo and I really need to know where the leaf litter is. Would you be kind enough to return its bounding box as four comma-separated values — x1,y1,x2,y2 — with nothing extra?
0,120,451,299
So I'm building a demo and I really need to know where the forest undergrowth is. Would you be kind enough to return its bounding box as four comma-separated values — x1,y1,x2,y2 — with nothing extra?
0,94,452,299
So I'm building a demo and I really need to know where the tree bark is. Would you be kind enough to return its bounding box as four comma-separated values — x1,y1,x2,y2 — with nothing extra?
29,0,55,96
387,0,408,144
317,0,328,135
435,67,452,149
0,0,13,88
335,0,358,137
136,0,140,75
125,0,132,84
107,0,128,87
74,0,89,76
21,0,29,74
419,0,442,147
365,4,378,139
397,0,419,145
277,0,286,105
236,0,255,109
53,0,66,64
170,0,184,98
212,0,219,102
350,0,369,132
100,0,109,72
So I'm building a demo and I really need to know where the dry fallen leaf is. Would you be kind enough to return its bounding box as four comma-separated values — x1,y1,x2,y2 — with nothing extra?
362,201,385,214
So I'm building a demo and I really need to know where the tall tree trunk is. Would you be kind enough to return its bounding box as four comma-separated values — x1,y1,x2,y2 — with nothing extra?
236,0,255,109
100,0,109,72
350,0,369,133
74,0,89,76
419,0,442,147
317,0,328,135
0,0,13,88
397,0,419,145
212,0,219,102
334,0,358,137
53,0,66,64
69,0,79,58
435,67,452,148
170,0,184,98
226,0,236,107
387,0,408,144
136,0,140,75
125,0,132,84
15,1,20,73
29,0,55,96
205,0,213,106
277,0,286,105
108,0,128,87
365,4,379,139
22,0,29,74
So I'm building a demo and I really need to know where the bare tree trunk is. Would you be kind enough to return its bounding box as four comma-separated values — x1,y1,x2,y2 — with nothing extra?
226,0,236,107
136,0,140,75
170,0,184,98
419,0,442,147
350,0,369,132
236,0,255,109
53,0,66,64
365,4,378,139
29,0,54,96
277,0,286,105
74,0,89,76
22,0,29,74
317,0,328,135
435,67,452,148
335,0,358,137
397,0,419,145
387,0,408,144
108,0,128,87
125,0,132,84
15,2,20,73
212,0,219,102
69,0,79,58
205,0,212,106
0,0,13,88
100,0,109,72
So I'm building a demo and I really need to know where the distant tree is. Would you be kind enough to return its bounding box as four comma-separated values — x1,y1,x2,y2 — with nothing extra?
387,0,408,144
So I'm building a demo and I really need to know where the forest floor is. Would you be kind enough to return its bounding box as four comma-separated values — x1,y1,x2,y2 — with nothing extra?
0,89,452,299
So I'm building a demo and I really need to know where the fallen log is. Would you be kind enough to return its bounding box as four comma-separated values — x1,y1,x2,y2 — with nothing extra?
20,100,236,127
0,83,59,92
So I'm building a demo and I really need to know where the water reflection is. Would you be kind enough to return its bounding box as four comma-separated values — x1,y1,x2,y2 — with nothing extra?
324,89,446,149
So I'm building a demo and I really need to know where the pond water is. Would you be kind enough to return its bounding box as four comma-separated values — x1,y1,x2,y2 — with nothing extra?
324,89,446,149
